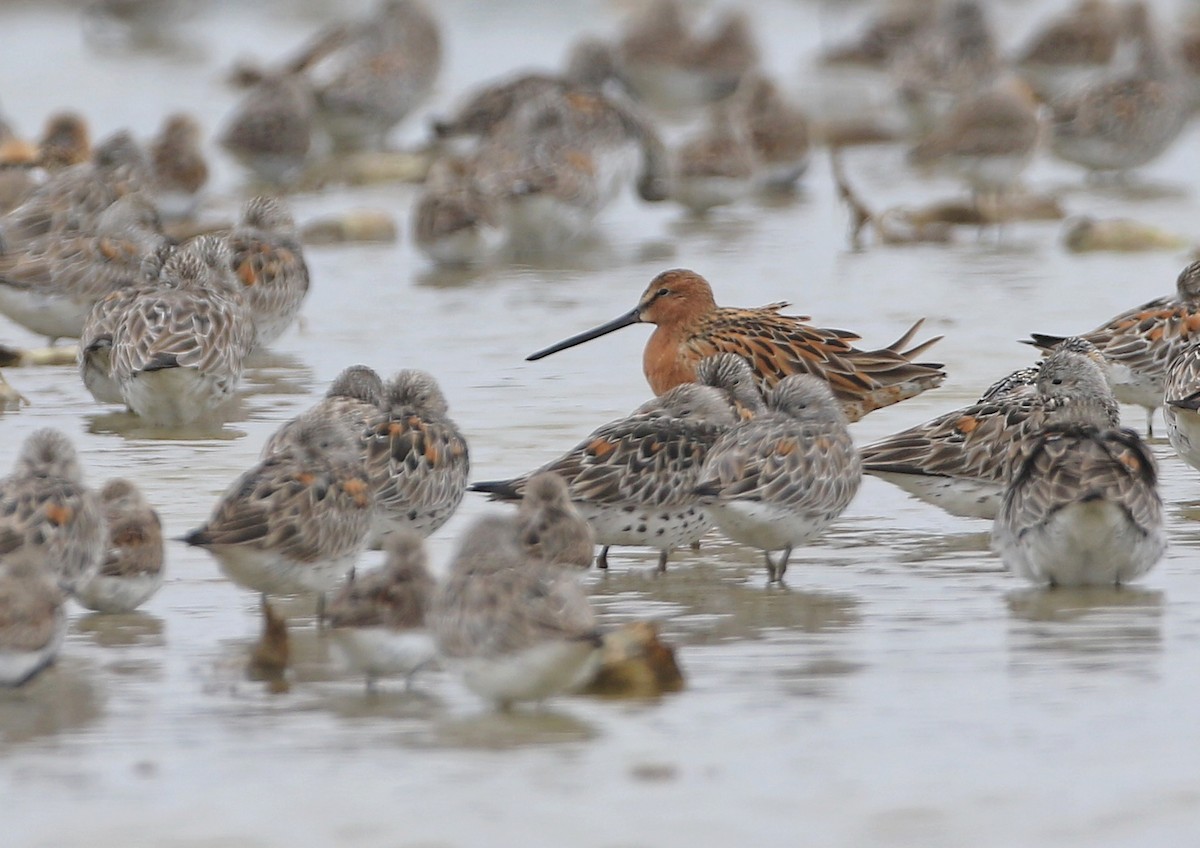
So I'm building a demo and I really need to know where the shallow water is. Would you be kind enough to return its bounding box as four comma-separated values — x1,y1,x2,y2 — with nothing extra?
3,1,1200,845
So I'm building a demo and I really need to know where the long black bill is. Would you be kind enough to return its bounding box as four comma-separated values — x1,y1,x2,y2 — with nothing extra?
526,308,641,361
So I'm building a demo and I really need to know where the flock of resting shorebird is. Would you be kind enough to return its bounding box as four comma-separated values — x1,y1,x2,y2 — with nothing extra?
0,0,1198,709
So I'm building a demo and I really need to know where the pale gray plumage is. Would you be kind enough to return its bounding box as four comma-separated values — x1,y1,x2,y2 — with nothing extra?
994,425,1164,587
696,374,861,583
431,514,600,706
0,429,105,594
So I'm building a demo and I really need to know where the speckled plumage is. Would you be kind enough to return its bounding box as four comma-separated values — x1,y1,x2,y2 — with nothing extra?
226,196,310,347
1029,260,1200,433
109,246,256,426
993,424,1164,587
863,349,1120,520
184,416,374,598
0,429,105,594
472,376,740,572
696,375,861,583
74,478,164,613
977,337,1106,403
528,269,945,422
363,370,469,543
1163,341,1200,472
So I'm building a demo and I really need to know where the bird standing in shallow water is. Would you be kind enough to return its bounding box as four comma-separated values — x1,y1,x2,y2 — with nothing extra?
472,355,755,572
993,424,1164,588
695,375,861,584
527,268,945,422
431,515,602,709
183,415,374,624
327,531,437,691
74,478,164,614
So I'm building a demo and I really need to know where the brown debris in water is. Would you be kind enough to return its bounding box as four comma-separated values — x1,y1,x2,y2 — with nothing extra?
583,621,684,698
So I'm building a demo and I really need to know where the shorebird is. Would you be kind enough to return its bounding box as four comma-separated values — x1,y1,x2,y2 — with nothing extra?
892,0,1001,135
737,74,810,192
527,268,945,422
220,72,315,185
472,386,725,573
36,112,91,171
0,429,105,595
977,337,1108,403
1048,1,1187,179
225,196,310,348
514,473,595,570
0,129,149,249
184,415,374,611
74,478,164,614
301,0,442,151
907,77,1040,219
411,155,502,267
470,87,669,251
362,370,470,544
109,241,256,427
670,101,757,215
695,375,861,583
1027,259,1200,436
993,424,1164,587
472,355,753,571
1015,0,1121,104
327,530,437,690
616,0,759,112
820,0,935,69
148,113,208,220
431,514,602,708
0,193,165,344
862,348,1119,520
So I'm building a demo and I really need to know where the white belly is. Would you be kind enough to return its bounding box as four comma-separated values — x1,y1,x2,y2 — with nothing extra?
455,640,600,706
330,627,437,683
211,546,356,598
996,500,1166,587
73,571,164,614
709,500,836,552
870,472,1003,520
121,367,237,427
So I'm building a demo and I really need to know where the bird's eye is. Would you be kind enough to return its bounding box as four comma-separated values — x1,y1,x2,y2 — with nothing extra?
657,287,669,297
1052,378,1063,385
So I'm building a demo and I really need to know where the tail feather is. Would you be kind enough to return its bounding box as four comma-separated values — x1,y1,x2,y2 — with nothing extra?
467,479,524,502
1025,333,1065,351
